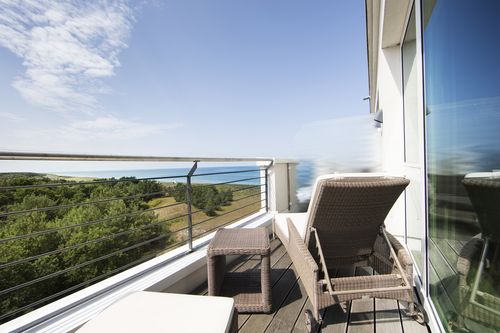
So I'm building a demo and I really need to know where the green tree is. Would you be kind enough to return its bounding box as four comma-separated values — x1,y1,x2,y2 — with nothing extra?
0,174,170,322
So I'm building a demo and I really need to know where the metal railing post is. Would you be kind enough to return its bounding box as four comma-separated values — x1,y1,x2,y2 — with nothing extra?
286,162,291,211
265,167,269,212
186,161,198,252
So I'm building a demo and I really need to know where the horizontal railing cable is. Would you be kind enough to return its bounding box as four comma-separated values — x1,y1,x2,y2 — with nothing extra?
0,157,271,320
193,176,264,188
0,174,188,191
180,189,264,217
0,233,172,297
230,184,265,193
0,201,186,244
0,177,263,220
187,182,264,195
192,198,265,228
224,191,266,204
0,186,263,244
190,169,262,177
0,189,175,218
0,253,157,322
192,205,265,240
0,191,264,269
0,213,192,269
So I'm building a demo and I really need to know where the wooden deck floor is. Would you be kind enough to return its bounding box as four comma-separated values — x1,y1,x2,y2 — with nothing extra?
192,239,430,333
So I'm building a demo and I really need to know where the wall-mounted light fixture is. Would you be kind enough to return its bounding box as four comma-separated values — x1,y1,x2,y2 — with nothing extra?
373,109,383,128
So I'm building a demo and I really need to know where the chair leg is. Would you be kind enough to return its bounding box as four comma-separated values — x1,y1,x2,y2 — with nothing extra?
305,309,317,333
406,302,427,325
305,307,322,333
408,302,415,314
271,219,276,240
314,306,322,323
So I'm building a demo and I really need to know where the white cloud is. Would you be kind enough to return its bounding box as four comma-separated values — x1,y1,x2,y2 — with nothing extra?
0,114,184,155
0,111,24,121
0,0,133,113
67,115,183,140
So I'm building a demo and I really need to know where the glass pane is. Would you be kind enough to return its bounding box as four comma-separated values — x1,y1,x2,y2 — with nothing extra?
402,6,424,273
424,0,500,331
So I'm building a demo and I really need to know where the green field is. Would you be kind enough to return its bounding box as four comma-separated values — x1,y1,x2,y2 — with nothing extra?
148,183,263,247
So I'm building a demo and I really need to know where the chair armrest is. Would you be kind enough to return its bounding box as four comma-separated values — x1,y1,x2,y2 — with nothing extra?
385,232,413,282
457,236,483,281
287,218,319,300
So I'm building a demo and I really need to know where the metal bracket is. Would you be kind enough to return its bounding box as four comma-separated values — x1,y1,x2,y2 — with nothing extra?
186,161,199,252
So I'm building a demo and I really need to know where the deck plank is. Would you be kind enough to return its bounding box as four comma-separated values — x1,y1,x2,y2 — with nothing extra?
236,241,289,328
346,267,375,333
290,298,310,333
290,269,340,333
272,265,344,333
192,239,429,333
433,238,459,269
429,238,459,317
238,253,295,333
399,290,428,333
319,303,350,333
318,266,354,333
264,275,308,333
446,239,464,256
375,299,403,333
373,266,404,333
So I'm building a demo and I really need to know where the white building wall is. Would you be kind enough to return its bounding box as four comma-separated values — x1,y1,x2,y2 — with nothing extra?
377,45,406,239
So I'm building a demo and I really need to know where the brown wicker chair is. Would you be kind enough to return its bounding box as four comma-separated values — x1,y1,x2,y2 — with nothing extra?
456,236,500,330
456,174,500,330
273,174,425,332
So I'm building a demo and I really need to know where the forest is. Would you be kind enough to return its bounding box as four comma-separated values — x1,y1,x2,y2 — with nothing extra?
0,173,234,322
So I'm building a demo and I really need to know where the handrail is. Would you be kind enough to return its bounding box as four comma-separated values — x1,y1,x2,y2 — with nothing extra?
0,151,274,163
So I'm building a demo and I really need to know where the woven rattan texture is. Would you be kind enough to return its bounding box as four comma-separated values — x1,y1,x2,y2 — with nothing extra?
208,228,270,256
307,177,410,261
278,176,416,321
207,227,272,313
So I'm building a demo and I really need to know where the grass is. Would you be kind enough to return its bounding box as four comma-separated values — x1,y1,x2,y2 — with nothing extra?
0,172,98,182
44,174,98,182
148,184,264,246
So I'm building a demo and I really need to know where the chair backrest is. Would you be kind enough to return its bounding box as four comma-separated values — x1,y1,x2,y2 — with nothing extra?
304,173,409,263
463,173,500,241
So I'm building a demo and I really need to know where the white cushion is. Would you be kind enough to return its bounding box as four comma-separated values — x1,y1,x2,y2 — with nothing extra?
465,171,500,179
76,291,235,333
274,213,308,241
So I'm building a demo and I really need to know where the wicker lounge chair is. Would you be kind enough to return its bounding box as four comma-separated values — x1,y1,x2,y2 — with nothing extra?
456,172,500,330
273,173,425,332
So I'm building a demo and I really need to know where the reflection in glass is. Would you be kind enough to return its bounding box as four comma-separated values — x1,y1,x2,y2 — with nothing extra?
424,0,500,331
458,174,500,330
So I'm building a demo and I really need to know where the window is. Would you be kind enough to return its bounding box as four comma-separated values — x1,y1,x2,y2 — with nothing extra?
424,1,500,331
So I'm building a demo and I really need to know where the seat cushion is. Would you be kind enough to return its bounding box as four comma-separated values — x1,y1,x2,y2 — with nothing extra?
76,292,235,333
273,212,308,242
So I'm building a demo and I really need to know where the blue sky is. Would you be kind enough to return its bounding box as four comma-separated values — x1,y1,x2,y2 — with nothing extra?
0,0,368,160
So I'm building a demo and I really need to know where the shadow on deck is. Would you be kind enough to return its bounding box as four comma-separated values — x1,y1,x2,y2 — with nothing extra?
192,239,430,333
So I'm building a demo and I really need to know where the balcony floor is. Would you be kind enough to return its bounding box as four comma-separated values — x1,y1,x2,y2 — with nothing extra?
192,238,429,333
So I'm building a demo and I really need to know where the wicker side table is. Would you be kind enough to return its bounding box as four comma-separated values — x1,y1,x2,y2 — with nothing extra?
207,227,272,313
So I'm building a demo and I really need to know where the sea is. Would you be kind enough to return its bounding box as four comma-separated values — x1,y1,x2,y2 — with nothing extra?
60,162,315,202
